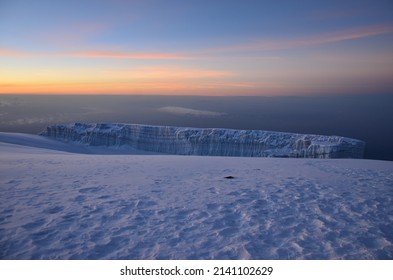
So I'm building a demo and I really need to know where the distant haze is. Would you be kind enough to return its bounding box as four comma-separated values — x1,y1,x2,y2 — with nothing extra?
0,94,392,161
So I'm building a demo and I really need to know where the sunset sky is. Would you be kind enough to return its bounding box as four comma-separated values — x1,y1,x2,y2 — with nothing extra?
1,0,392,96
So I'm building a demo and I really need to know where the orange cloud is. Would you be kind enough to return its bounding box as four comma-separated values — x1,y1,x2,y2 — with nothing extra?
65,51,196,60
0,78,287,96
0,48,198,60
0,65,241,95
118,66,234,80
0,48,32,57
2,24,392,60
0,82,215,95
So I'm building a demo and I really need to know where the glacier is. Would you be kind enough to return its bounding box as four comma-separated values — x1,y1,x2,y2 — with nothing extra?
40,123,365,158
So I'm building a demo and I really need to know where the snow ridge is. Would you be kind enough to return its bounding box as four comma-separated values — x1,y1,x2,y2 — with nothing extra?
40,123,365,158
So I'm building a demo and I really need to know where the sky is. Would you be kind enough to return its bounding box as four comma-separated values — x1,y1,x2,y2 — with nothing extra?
0,0,393,96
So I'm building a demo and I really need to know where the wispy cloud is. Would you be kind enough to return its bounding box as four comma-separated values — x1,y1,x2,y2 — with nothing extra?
2,116,58,126
158,106,226,117
310,7,365,21
0,49,282,61
0,79,267,95
307,24,393,45
120,66,234,80
193,24,393,54
0,48,199,60
39,22,110,48
4,24,390,60
65,51,196,60
0,100,13,108
1,23,392,61
0,48,32,57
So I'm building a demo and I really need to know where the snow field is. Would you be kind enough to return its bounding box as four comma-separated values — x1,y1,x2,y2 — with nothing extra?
0,136,392,259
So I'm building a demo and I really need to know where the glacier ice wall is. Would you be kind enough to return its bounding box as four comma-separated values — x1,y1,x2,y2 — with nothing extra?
40,123,365,158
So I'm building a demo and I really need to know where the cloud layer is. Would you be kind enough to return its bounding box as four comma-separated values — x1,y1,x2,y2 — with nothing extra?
158,106,226,117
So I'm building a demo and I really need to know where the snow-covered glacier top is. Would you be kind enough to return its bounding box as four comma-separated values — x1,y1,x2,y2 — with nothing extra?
40,123,365,158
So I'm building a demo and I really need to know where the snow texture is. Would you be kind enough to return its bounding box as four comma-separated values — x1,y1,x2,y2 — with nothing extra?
40,123,365,158
0,133,392,260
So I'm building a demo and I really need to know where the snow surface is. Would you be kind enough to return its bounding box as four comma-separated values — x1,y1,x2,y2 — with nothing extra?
1,133,392,260
41,123,365,158
0,132,161,155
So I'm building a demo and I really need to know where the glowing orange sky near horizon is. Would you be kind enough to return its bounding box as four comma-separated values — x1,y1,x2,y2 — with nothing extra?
1,1,393,96
1,45,392,96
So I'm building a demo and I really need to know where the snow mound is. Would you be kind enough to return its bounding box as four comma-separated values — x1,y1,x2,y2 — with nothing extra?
40,123,365,158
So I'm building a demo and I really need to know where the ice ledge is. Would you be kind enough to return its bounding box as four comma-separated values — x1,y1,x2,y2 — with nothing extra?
40,123,365,158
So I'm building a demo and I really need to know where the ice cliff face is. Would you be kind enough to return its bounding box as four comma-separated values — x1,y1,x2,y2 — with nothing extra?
40,123,365,158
